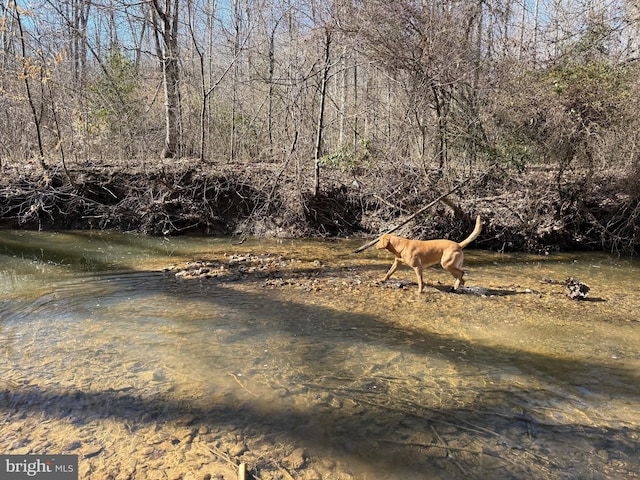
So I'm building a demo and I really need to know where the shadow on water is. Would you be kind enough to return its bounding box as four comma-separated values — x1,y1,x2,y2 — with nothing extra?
166,277,638,398
2,378,638,478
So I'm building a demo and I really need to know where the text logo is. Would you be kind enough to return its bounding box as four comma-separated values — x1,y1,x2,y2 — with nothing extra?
0,455,77,479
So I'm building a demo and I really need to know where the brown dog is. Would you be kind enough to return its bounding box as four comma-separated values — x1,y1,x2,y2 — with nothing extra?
375,216,482,293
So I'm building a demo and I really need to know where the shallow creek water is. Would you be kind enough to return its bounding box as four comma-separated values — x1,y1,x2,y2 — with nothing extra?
0,230,639,480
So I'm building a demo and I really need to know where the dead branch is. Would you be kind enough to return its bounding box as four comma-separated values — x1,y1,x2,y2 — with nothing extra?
353,163,497,253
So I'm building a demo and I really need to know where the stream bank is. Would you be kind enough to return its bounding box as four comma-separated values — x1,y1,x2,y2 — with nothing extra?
1,158,638,254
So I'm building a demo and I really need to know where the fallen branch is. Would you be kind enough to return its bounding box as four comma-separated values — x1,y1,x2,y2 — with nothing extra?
353,164,497,254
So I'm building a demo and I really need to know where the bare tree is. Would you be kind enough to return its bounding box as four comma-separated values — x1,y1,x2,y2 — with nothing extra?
313,25,331,196
66,0,91,86
150,0,182,158
14,3,46,170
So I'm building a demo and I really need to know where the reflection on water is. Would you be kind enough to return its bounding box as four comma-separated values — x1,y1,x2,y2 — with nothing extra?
1,230,639,479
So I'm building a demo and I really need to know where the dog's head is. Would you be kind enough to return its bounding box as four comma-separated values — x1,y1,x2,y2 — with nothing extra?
375,234,390,250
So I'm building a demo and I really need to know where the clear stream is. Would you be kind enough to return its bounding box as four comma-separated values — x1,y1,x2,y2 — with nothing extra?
0,230,639,479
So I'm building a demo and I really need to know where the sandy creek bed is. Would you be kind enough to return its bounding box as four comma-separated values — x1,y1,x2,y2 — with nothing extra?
1,231,639,479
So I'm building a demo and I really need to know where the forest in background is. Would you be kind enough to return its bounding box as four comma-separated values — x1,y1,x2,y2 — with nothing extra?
1,0,640,253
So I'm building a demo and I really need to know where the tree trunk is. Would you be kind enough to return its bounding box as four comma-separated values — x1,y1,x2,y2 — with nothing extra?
267,21,279,150
151,0,181,159
15,4,46,170
163,54,181,158
313,28,331,197
431,85,448,172
230,0,242,162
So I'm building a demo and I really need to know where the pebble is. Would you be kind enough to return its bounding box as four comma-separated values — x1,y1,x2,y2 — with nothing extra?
175,428,195,444
139,446,155,456
82,444,103,458
62,440,82,451
227,442,247,457
282,447,306,470
301,469,322,480
9,439,30,451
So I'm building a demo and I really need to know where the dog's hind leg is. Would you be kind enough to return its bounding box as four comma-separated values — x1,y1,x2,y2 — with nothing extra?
442,251,465,290
451,269,465,290
412,265,424,293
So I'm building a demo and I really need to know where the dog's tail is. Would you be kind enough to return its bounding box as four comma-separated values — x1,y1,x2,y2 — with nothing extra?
458,215,482,249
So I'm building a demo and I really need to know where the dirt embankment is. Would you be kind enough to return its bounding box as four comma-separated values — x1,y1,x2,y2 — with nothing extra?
1,158,638,254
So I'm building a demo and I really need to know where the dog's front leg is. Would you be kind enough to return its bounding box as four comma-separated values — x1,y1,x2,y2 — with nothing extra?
381,258,401,282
